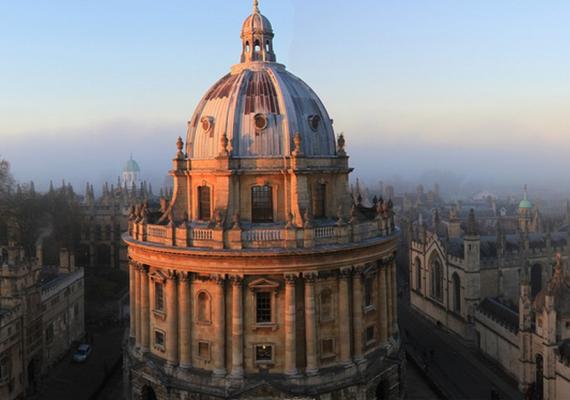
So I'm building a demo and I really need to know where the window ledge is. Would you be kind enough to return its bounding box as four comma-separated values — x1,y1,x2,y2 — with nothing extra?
196,320,212,326
153,345,165,353
253,322,278,331
153,310,166,320
320,352,336,361
363,305,376,314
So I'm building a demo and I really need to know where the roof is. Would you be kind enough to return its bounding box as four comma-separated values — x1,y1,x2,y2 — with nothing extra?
478,297,519,333
558,340,570,363
124,156,140,173
186,4,336,159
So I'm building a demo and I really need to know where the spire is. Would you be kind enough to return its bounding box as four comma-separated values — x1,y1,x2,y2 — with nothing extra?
466,208,478,236
523,184,528,201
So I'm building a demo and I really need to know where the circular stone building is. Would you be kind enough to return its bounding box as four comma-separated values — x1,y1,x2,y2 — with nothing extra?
124,2,403,399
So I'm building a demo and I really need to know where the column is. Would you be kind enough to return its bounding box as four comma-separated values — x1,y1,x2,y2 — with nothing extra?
378,264,388,343
166,272,179,366
386,261,393,338
129,262,137,338
140,266,150,351
134,265,142,347
213,277,226,376
230,277,244,378
304,274,318,375
391,260,399,335
179,273,192,368
352,268,364,363
338,268,352,365
284,274,298,375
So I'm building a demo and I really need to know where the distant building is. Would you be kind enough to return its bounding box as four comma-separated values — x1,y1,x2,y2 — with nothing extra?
0,241,84,399
124,3,403,400
122,155,141,189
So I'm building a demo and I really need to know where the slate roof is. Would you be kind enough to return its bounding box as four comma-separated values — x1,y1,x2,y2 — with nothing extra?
477,297,519,333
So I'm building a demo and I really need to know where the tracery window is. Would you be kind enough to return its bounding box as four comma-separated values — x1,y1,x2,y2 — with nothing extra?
251,185,273,223
415,257,422,291
198,186,211,221
431,259,443,302
452,272,461,313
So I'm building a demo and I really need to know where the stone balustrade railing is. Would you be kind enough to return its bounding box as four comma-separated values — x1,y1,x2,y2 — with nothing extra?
130,217,396,251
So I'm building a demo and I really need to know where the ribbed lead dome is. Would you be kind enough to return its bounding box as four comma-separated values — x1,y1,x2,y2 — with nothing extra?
186,2,336,159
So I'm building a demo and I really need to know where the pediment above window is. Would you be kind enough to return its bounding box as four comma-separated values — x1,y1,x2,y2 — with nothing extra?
248,277,280,292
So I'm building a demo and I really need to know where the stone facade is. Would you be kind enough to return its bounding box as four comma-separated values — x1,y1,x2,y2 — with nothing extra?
124,3,403,399
0,241,85,399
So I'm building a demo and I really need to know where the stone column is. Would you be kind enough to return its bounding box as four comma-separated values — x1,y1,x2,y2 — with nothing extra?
230,277,244,378
386,261,393,338
304,273,318,375
129,262,137,338
379,263,388,343
166,272,179,366
352,268,364,363
213,277,226,376
134,265,142,347
284,274,298,376
179,273,192,368
140,266,150,351
338,268,352,365
391,260,399,336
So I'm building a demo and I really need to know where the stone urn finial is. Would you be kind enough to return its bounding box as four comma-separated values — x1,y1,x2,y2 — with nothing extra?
292,132,303,157
337,133,346,156
176,136,185,160
219,133,230,157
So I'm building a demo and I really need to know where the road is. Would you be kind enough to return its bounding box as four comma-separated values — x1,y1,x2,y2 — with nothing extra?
35,326,125,400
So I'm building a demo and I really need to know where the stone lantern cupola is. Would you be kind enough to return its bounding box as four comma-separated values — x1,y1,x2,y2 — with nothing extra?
240,0,276,63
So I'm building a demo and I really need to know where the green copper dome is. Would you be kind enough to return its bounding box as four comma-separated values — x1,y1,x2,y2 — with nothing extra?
124,156,140,173
519,185,533,209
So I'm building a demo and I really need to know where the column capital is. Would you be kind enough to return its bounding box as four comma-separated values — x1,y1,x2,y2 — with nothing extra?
209,274,226,285
284,273,299,284
339,266,353,279
166,269,178,281
229,275,244,286
303,272,318,283
178,271,194,282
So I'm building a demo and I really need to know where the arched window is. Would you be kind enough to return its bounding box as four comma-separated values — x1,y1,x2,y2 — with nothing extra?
314,183,326,219
431,259,443,302
254,40,261,53
319,288,333,322
535,354,544,399
452,272,461,313
245,41,250,53
196,291,211,323
531,264,542,299
154,282,164,312
198,186,211,221
251,185,273,223
265,40,270,52
415,257,422,291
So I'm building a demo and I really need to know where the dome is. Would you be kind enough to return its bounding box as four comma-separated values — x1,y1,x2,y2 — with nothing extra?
518,184,533,209
186,2,336,159
124,156,140,173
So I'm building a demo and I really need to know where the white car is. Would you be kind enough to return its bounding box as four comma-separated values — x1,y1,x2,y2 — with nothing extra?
72,344,92,363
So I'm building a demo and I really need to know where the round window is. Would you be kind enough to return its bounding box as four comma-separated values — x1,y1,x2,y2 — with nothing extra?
201,117,213,133
309,115,321,131
254,113,268,130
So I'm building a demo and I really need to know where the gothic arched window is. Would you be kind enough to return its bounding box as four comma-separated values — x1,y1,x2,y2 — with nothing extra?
415,257,422,291
251,185,273,223
431,259,443,302
452,272,461,313
196,291,211,324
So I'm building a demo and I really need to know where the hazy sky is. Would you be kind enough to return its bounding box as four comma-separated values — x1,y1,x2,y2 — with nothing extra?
1,0,569,194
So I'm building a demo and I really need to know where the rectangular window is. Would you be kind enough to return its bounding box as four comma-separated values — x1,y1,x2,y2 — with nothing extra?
256,292,272,323
364,277,374,308
255,344,273,363
0,357,9,381
366,325,375,344
198,341,210,360
155,282,164,312
251,185,273,223
198,186,211,220
154,330,165,350
321,338,335,356
314,183,326,218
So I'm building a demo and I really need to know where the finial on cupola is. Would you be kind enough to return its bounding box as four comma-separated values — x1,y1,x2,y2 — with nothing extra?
253,0,260,13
